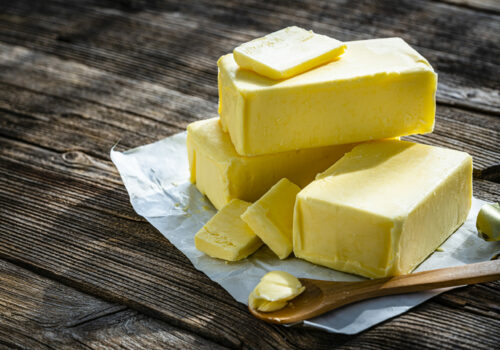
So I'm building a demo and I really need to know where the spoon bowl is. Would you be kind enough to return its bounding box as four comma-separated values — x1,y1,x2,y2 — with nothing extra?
249,279,324,324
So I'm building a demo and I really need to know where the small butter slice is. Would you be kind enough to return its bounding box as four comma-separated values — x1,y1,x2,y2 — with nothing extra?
249,271,305,312
195,199,262,261
241,178,300,259
233,26,346,80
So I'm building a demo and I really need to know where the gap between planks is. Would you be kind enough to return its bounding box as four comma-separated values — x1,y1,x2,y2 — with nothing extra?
0,257,230,350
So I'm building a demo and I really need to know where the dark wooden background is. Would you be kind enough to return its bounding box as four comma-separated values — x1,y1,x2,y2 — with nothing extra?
0,0,499,349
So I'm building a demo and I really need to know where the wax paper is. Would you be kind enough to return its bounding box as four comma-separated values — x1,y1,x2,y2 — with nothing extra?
110,132,500,334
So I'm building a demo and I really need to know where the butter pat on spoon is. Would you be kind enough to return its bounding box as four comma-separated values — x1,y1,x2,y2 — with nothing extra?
249,260,500,324
249,271,305,312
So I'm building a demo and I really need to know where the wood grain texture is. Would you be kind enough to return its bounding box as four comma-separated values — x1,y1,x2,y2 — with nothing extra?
0,0,499,114
337,294,500,350
0,0,499,349
0,259,228,350
438,0,500,14
0,42,498,174
0,136,352,349
0,134,498,349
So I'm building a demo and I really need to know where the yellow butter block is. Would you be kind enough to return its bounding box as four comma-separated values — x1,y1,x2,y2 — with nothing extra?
195,199,262,261
233,26,346,80
219,37,437,156
241,178,300,259
293,140,472,278
187,118,357,210
249,271,305,312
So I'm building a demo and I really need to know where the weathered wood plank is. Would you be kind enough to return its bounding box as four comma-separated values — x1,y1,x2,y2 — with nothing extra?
0,0,498,348
0,0,498,114
0,37,498,347
0,138,353,349
0,259,229,350
0,129,499,349
337,296,500,350
438,0,500,14
0,42,210,131
0,43,498,174
473,179,500,203
437,280,500,320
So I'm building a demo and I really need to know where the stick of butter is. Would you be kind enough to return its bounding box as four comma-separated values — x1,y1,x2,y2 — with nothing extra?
294,140,472,278
233,26,346,80
249,271,305,312
241,178,300,259
195,199,262,261
219,37,437,156
187,118,357,210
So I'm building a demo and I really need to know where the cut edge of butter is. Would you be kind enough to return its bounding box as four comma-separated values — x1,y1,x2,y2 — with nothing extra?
233,26,346,80
249,271,305,312
194,199,263,261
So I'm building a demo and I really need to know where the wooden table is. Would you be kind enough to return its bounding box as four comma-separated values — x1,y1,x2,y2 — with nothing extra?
0,1,499,348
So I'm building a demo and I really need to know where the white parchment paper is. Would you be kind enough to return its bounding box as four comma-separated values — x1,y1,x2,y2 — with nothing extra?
110,132,500,334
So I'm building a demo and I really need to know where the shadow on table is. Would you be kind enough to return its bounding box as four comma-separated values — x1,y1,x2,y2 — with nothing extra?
30,185,351,347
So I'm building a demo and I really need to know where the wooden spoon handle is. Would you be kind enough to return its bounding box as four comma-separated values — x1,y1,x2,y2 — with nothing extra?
369,259,500,298
253,260,500,324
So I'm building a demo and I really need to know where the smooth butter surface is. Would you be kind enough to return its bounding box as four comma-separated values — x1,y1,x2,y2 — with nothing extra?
195,199,262,261
233,26,346,80
476,203,500,241
249,271,305,312
219,37,437,156
187,118,356,210
294,140,472,278
241,178,300,259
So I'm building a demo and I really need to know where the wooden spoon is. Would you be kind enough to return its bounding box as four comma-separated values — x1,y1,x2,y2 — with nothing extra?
249,259,500,324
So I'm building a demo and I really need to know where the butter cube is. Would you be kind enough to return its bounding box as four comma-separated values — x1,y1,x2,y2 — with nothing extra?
195,199,262,261
241,178,300,259
233,26,346,80
187,118,356,210
219,38,437,156
293,140,472,278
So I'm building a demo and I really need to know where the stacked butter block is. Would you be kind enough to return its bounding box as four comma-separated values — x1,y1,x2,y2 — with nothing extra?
187,118,356,210
190,27,472,278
